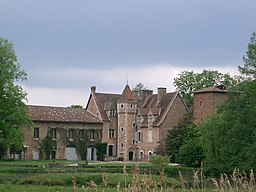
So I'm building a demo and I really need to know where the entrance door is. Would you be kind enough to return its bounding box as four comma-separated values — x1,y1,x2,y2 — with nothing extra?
128,151,134,161
87,147,97,161
66,145,77,160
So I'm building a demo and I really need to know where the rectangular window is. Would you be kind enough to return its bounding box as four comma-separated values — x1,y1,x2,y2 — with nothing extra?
108,129,115,138
68,129,74,140
34,128,39,139
89,130,95,140
79,129,84,140
51,128,57,140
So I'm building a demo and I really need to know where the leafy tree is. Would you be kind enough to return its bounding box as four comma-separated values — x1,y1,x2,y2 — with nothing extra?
199,33,256,175
173,70,240,105
166,114,192,163
177,124,204,167
239,32,256,79
132,82,148,91
0,37,32,158
199,81,256,175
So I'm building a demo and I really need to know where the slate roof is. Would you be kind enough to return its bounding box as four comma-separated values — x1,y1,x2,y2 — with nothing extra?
28,105,102,123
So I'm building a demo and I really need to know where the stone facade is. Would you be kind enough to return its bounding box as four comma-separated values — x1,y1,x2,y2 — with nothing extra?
86,85,189,161
193,85,228,124
21,106,103,160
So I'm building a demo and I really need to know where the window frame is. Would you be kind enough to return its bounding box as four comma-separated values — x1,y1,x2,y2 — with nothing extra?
34,128,39,139
108,129,115,138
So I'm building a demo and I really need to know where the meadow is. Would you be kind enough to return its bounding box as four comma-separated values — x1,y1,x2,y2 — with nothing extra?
0,160,255,191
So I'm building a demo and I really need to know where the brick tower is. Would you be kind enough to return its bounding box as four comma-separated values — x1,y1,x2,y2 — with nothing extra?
117,85,137,161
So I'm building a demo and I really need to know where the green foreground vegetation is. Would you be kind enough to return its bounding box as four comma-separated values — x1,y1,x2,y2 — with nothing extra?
0,160,255,191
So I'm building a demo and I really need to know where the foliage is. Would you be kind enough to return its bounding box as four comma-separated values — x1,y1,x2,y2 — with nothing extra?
132,82,148,91
149,155,169,168
177,124,205,167
199,80,256,175
69,105,83,109
239,32,256,79
173,69,240,105
0,37,32,158
40,132,56,160
198,33,256,175
166,114,193,163
96,143,107,161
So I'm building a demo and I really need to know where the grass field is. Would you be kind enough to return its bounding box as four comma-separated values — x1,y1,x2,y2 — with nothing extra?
0,160,254,191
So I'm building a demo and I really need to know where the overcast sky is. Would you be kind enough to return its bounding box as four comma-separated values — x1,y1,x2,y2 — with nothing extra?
1,1,255,107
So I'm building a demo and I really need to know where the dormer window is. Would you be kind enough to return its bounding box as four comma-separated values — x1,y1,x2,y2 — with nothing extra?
109,110,116,117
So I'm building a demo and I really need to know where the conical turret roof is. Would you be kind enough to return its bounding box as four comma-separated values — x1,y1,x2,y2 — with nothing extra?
118,85,136,102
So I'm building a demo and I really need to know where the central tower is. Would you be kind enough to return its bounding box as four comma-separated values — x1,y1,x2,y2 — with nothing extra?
117,85,137,161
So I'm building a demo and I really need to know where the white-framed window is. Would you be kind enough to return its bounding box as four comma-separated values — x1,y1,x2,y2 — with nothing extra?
110,110,116,117
51,128,57,140
108,129,115,138
137,131,142,142
89,130,95,140
79,129,84,140
68,129,75,140
120,143,124,149
34,128,39,139
120,127,124,132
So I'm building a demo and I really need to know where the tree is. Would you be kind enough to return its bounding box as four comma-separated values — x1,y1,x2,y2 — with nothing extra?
173,70,240,105
239,32,256,79
199,81,256,175
0,37,32,158
132,82,148,91
177,124,204,167
199,33,256,175
166,113,192,163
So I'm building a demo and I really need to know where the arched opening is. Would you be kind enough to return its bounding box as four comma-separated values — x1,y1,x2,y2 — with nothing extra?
140,150,144,161
148,151,153,161
129,151,134,161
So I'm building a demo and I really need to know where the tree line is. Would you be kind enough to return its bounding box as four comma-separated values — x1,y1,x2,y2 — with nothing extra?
167,32,256,175
0,31,256,176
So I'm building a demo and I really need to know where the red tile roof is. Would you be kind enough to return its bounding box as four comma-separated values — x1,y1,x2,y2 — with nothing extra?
28,105,102,123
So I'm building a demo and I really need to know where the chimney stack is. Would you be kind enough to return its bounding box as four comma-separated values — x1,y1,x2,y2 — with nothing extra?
91,86,96,95
157,87,166,102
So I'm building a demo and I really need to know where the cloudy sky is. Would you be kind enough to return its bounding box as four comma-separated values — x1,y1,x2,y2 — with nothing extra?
1,1,255,107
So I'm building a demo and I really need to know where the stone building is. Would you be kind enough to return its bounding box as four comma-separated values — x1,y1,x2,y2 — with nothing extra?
21,105,102,160
193,85,228,124
86,84,189,161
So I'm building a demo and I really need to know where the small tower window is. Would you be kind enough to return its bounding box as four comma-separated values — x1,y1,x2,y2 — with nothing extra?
121,104,124,108
130,104,133,108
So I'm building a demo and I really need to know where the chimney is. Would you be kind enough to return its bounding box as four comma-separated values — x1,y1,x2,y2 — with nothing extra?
157,87,166,102
91,86,96,95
